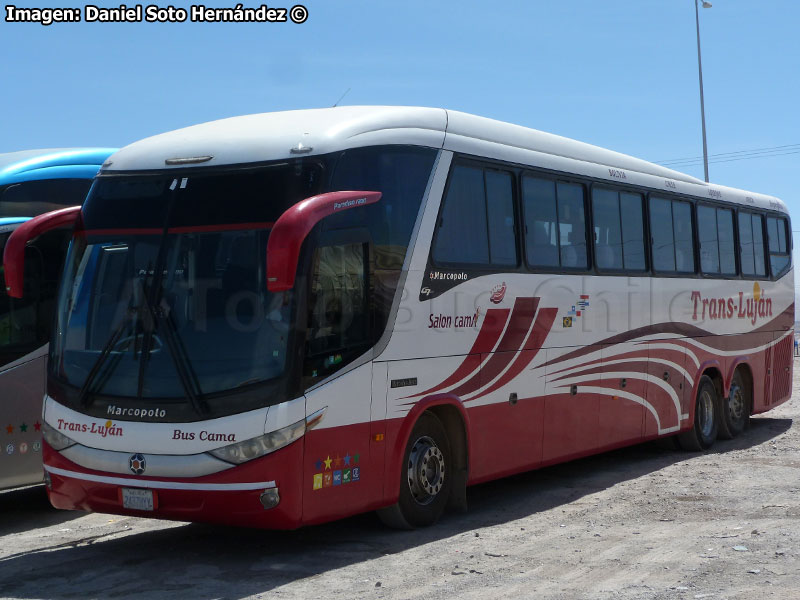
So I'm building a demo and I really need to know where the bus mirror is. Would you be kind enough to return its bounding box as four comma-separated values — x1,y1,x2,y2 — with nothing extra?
267,190,381,292
3,206,81,299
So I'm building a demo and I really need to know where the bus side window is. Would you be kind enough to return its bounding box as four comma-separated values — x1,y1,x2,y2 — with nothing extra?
591,187,645,272
432,164,517,267
766,215,791,278
650,196,695,274
738,212,767,278
304,242,369,383
523,176,587,270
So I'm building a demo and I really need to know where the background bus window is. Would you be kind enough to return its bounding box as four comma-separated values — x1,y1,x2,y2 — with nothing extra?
650,197,695,274
767,216,791,278
432,165,517,267
523,176,587,270
738,212,767,277
0,229,66,367
591,188,645,271
0,179,93,217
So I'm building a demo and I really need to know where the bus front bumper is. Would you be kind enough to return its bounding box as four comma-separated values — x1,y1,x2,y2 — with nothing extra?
42,440,304,529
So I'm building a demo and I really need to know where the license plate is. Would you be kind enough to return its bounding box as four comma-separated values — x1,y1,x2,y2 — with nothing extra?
121,487,155,511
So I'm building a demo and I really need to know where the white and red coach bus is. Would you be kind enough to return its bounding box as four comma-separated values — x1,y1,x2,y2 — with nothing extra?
6,107,792,529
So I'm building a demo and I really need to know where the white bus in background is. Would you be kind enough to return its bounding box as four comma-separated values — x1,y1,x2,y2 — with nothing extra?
8,108,791,527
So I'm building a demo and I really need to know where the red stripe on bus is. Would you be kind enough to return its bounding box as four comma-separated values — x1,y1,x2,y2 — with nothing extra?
400,307,511,399
466,307,556,402
449,298,539,398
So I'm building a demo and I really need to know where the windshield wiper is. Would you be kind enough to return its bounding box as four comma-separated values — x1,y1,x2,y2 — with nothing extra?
78,306,136,408
138,283,207,416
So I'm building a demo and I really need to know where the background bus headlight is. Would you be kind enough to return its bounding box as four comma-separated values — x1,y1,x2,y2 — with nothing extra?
208,418,306,465
41,422,77,451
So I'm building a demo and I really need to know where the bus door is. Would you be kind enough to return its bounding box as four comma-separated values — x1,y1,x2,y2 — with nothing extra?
301,230,380,521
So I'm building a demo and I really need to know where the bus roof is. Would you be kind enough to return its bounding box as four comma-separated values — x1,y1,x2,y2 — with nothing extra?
0,148,117,186
102,106,786,213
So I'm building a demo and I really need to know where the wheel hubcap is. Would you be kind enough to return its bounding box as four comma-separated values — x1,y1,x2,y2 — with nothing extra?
407,435,445,505
698,389,715,438
728,384,744,422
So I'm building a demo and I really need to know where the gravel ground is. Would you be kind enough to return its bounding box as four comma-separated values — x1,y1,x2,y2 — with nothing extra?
1,361,799,600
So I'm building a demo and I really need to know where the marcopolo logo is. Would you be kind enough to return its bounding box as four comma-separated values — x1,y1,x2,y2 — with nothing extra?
107,405,167,419
690,282,773,326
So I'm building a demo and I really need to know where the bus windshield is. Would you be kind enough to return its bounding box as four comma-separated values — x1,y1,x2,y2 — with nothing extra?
51,160,325,413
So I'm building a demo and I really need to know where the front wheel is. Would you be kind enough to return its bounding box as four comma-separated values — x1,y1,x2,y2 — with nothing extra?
718,371,750,439
377,412,452,529
678,375,719,451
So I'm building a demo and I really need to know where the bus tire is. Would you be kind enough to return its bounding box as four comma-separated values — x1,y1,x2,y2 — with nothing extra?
678,375,719,451
377,412,452,529
718,371,749,440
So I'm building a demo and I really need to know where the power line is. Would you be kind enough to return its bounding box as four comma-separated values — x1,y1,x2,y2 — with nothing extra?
655,143,800,168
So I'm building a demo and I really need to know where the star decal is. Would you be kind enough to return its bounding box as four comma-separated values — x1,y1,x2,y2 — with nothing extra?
315,459,323,471
344,453,351,466
333,455,343,468
33,422,41,432
354,453,360,464
19,423,28,433
5,425,12,435
323,455,332,470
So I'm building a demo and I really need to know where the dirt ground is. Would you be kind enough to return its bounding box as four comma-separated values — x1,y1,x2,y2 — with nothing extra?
1,363,799,600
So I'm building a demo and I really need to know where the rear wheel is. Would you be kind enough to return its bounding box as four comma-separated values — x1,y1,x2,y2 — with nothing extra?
377,412,452,529
718,371,749,439
678,375,719,451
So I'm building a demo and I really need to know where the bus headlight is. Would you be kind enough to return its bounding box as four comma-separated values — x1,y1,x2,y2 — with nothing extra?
208,408,325,465
41,422,77,451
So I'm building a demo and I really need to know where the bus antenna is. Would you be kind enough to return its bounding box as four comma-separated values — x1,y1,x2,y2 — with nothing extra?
332,88,351,107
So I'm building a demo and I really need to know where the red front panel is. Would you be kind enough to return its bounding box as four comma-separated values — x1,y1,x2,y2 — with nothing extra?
44,439,305,529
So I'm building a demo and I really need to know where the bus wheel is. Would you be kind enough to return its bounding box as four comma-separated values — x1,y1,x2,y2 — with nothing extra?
377,412,452,529
718,371,749,440
678,375,719,451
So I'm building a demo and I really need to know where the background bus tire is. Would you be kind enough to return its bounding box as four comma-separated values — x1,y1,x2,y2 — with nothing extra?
718,371,750,440
678,375,719,451
377,412,452,529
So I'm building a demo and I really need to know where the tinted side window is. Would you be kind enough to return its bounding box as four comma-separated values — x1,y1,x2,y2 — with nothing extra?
767,216,791,278
698,205,736,276
592,187,645,271
432,166,488,264
738,212,767,277
523,177,559,268
650,197,695,274
697,205,720,274
650,197,675,271
523,176,587,270
620,192,646,270
485,170,517,266
433,165,517,267
717,209,736,275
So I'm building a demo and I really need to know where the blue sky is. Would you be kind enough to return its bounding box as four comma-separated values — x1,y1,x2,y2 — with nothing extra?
2,0,799,279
